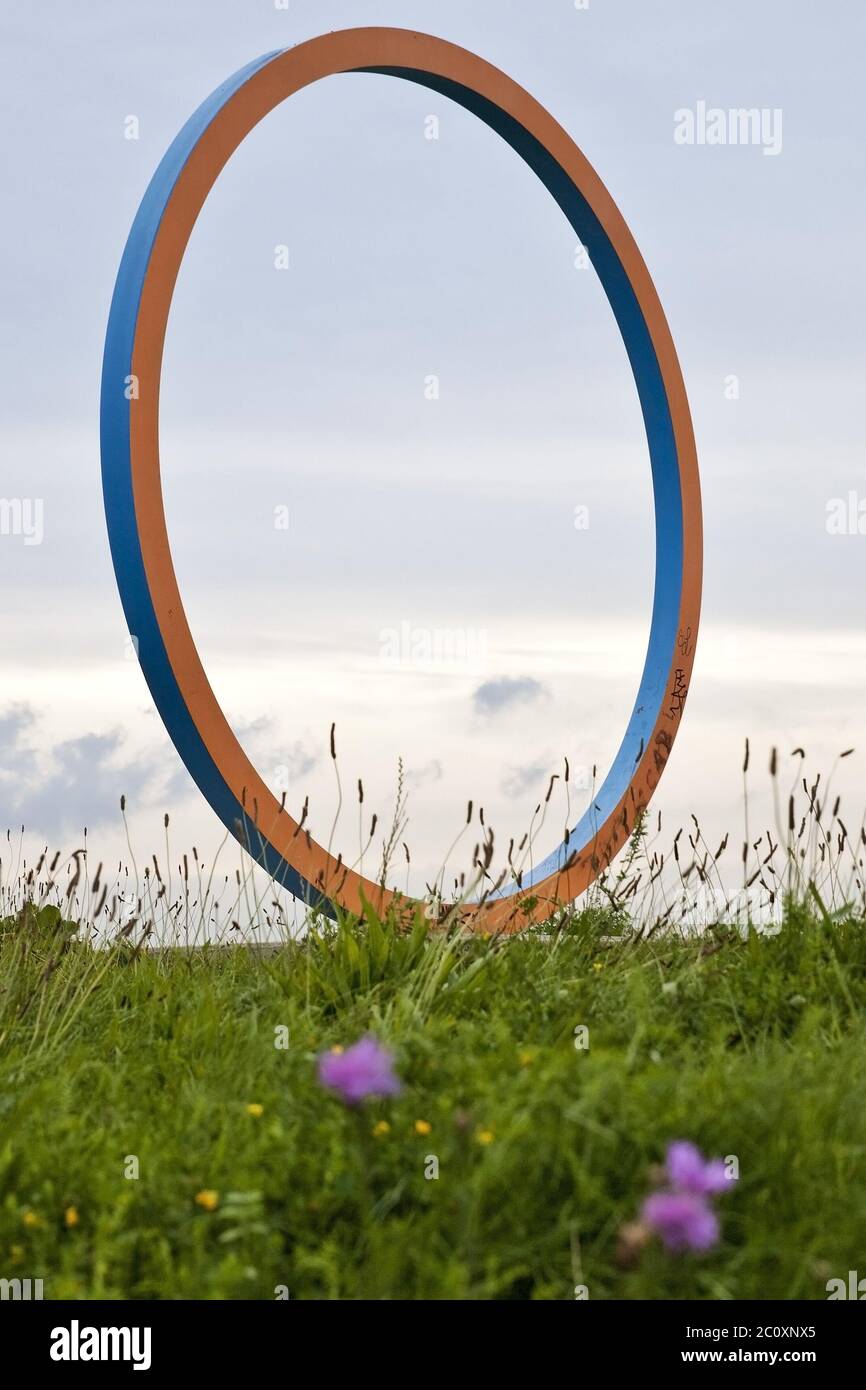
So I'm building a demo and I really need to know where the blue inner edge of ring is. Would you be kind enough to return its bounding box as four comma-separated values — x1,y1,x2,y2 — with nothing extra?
100,50,684,915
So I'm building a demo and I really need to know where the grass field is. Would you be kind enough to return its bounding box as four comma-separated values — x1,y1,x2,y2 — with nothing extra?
2,887,865,1300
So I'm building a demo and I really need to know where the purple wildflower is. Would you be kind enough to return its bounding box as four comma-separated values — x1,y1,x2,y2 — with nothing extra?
642,1191,719,1252
639,1140,735,1254
317,1036,402,1105
666,1140,732,1196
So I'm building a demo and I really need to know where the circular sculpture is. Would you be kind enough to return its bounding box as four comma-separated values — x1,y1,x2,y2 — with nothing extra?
100,28,702,930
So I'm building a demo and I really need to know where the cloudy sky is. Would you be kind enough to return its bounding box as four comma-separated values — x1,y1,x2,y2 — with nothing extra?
1,0,864,916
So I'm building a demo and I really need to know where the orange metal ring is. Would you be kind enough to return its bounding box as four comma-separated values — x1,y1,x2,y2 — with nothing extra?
101,29,702,931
